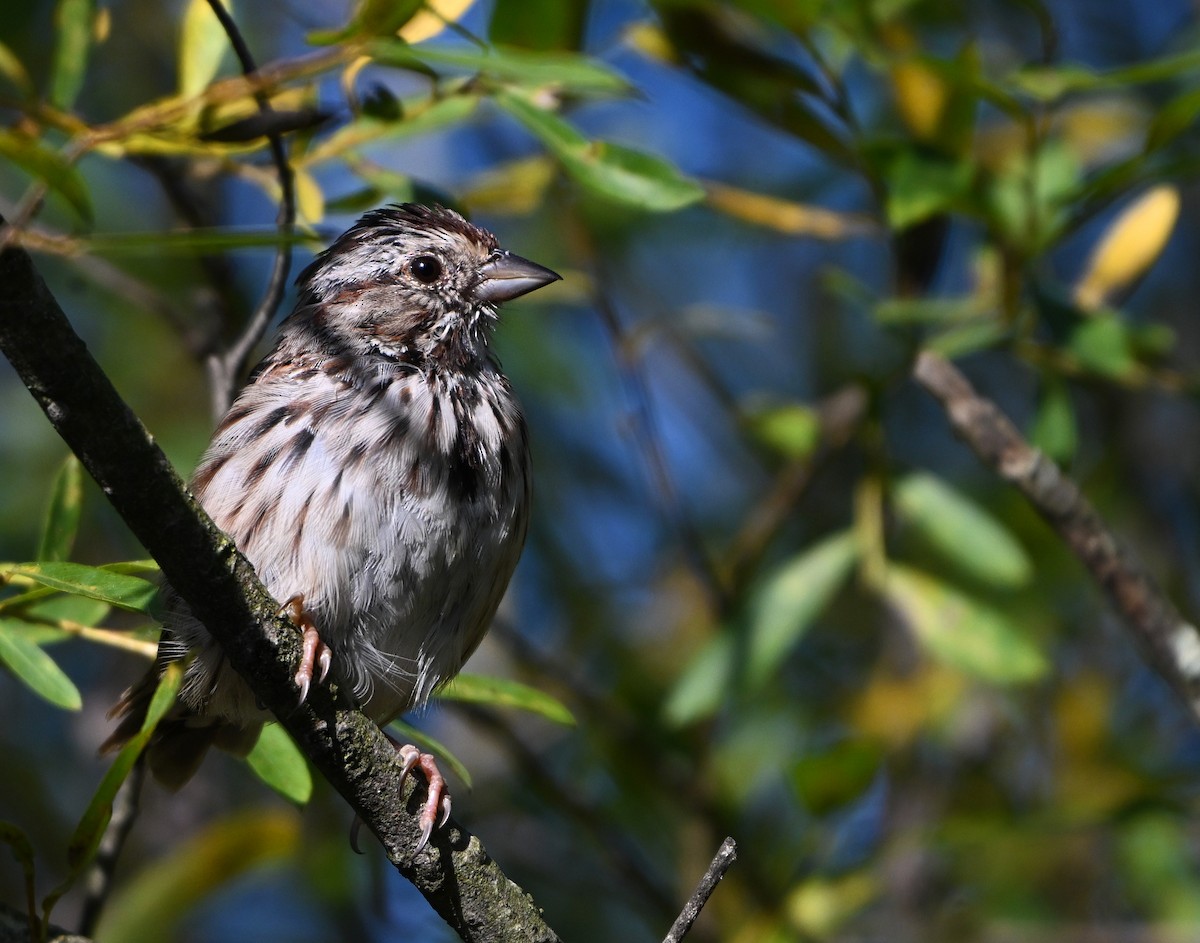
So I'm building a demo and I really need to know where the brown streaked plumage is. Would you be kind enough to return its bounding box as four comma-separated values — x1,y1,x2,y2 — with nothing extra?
104,204,560,847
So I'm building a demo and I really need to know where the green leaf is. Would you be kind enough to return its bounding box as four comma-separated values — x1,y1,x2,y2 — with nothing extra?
304,94,479,165
1030,377,1078,464
489,0,586,49
0,39,35,98
3,562,159,615
50,663,181,915
178,0,232,98
744,530,859,686
925,320,1009,359
883,150,973,230
791,739,882,814
885,564,1048,684
1146,86,1200,153
309,0,422,44
438,672,574,726
387,719,472,788
662,632,733,726
93,808,299,943
1069,313,1138,379
743,402,822,459
50,0,94,110
893,472,1033,589
380,41,629,95
0,130,92,223
496,91,704,211
37,455,83,563
0,618,81,710
245,724,312,804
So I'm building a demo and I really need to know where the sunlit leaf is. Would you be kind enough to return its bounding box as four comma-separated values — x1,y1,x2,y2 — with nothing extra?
309,0,422,44
93,808,299,943
742,402,822,460
744,530,859,686
1073,186,1179,311
893,472,1032,589
497,91,703,211
373,40,630,95
885,565,1048,684
0,131,92,223
439,673,574,726
50,0,95,109
0,618,81,710
662,632,733,726
704,181,875,239
398,0,474,43
245,724,312,805
3,562,160,615
179,0,232,99
37,455,83,563
293,167,325,225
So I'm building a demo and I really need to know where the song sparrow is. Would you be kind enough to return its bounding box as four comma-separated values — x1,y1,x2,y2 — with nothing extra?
105,204,560,847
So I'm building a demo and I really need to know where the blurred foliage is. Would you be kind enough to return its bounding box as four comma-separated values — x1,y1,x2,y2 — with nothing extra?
4,0,1200,941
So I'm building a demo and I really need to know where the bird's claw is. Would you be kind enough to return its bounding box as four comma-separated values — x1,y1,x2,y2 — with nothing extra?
396,743,450,853
280,594,333,706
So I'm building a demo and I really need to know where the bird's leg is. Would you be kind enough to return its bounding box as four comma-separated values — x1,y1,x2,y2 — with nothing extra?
278,594,332,706
395,742,452,851
348,736,452,854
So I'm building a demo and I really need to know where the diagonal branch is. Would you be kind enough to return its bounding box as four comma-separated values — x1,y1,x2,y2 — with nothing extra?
0,228,560,942
913,350,1200,723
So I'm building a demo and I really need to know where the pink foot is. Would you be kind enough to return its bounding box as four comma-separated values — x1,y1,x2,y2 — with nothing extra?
279,595,332,705
348,741,452,854
396,743,452,852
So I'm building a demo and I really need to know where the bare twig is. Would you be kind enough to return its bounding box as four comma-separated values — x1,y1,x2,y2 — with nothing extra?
662,837,737,943
913,350,1200,723
0,227,560,942
201,0,297,418
79,761,146,936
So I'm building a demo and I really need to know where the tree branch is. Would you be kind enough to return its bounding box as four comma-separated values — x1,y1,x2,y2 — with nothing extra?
662,837,737,943
0,231,560,941
913,350,1200,723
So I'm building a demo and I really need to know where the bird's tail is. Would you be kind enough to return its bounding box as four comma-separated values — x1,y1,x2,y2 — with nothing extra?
101,666,261,790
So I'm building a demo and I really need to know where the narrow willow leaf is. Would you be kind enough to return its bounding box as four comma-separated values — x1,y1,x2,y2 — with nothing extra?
372,40,629,95
303,94,478,165
4,562,159,614
0,618,81,710
50,0,94,109
55,663,181,896
0,131,92,222
92,809,298,943
37,455,83,563
662,632,733,726
893,472,1033,589
496,91,703,211
387,719,472,788
885,565,1048,684
744,530,859,686
1069,314,1137,379
438,673,575,725
245,724,312,804
178,0,232,98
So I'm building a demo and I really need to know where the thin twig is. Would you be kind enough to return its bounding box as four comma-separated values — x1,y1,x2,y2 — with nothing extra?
202,0,297,418
913,350,1200,724
662,837,737,943
79,760,146,937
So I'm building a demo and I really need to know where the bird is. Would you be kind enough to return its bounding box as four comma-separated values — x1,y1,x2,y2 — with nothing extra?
104,203,560,849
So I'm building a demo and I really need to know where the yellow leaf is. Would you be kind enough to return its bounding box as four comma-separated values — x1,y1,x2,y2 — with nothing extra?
704,181,875,239
399,0,476,44
1074,185,1180,311
293,167,325,225
882,24,947,141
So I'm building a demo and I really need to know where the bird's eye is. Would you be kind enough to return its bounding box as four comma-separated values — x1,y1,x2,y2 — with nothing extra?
410,255,443,284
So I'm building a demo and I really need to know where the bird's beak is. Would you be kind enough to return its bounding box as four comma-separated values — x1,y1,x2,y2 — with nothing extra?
476,250,561,304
